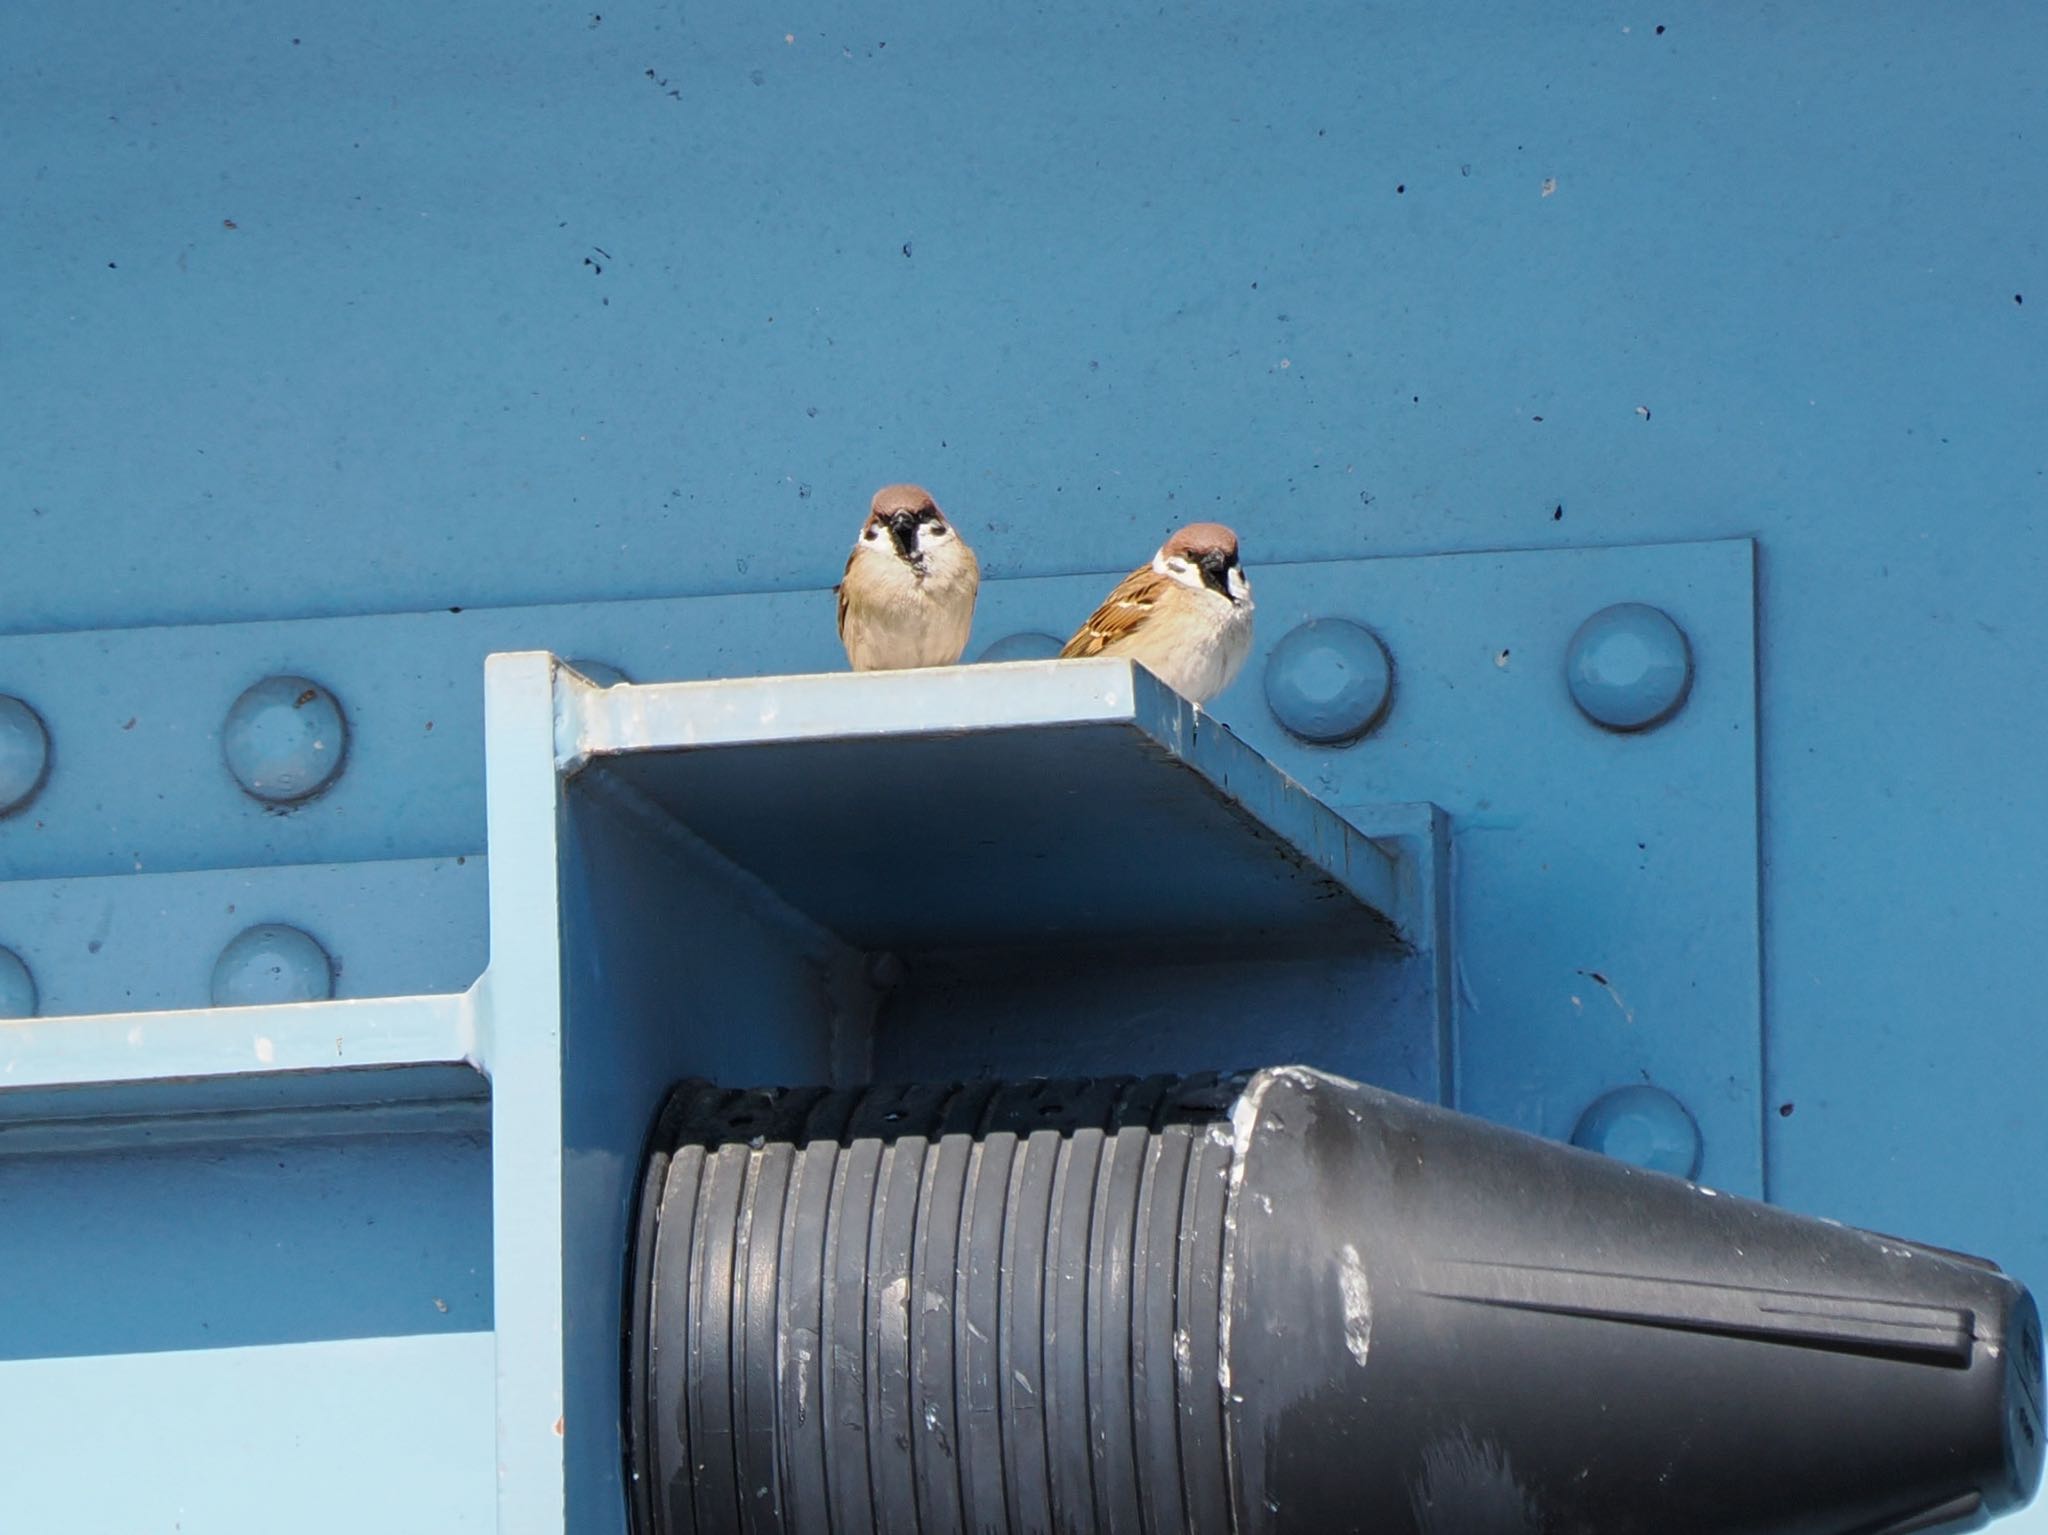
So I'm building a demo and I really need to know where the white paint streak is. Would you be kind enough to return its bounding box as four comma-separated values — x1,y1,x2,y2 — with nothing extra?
253,1036,275,1065
1219,1068,1363,1399
1217,1075,1271,1394
1337,1243,1372,1369
1271,1064,1335,1093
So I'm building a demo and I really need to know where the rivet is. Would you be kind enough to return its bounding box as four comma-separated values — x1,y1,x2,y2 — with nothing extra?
0,695,52,818
0,945,38,1019
1565,603,1692,732
566,658,631,687
222,675,349,804
976,632,1066,663
1571,1085,1702,1178
1262,619,1395,744
211,924,336,1007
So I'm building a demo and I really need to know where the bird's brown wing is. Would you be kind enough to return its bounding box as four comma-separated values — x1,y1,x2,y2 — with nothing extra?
835,547,857,641
1059,565,1170,657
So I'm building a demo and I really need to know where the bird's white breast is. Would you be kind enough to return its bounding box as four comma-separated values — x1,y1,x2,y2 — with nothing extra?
840,542,979,670
1114,584,1254,705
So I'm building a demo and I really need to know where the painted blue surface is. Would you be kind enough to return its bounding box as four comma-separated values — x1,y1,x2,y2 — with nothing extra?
3,0,2044,1528
571,657,1403,946
0,1129,492,1360
0,1334,495,1532
0,991,480,1113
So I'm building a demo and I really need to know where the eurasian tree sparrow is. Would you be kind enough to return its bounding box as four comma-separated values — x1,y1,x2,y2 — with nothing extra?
1059,522,1255,704
835,483,981,671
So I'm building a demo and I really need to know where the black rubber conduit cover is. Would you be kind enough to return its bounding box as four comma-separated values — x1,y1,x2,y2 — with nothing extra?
625,1067,2042,1534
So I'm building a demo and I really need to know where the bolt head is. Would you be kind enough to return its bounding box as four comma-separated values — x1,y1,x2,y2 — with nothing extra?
1263,619,1394,744
566,658,631,687
1572,1085,1702,1178
222,676,349,804
0,946,38,1019
1566,603,1693,732
211,924,335,1007
976,632,1065,663
0,695,51,818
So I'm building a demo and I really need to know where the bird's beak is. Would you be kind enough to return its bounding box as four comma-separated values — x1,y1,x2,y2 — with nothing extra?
1200,552,1235,599
887,511,920,560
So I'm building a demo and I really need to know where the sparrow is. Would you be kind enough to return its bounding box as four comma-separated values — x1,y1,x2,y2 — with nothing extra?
1059,522,1255,704
835,483,981,671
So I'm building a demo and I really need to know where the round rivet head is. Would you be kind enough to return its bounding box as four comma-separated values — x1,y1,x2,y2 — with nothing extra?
1263,619,1395,744
0,695,52,818
211,924,335,1007
222,676,349,804
977,632,1065,663
1566,603,1693,732
0,946,38,1019
566,658,630,687
1572,1085,1702,1178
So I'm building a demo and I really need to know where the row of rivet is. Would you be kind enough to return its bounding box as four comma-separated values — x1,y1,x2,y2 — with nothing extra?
0,674,351,819
1,654,635,822
1,671,360,1019
1259,604,1703,1170
3,675,345,1019
0,605,1692,820
984,602,1693,742
0,922,334,1020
